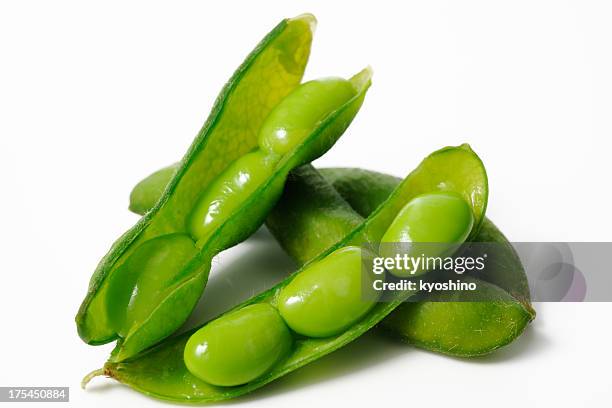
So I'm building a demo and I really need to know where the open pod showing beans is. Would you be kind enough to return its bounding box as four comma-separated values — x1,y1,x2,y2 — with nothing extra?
131,152,535,359
75,13,373,362
87,144,489,402
313,167,535,356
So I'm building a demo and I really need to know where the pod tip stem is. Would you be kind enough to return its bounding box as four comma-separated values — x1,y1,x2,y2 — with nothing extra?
81,368,106,389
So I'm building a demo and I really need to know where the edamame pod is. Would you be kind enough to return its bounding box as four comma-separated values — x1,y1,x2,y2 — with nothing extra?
185,190,472,385
317,167,535,355
319,166,533,307
76,14,373,362
91,144,487,402
275,191,474,338
128,155,533,358
381,275,532,356
187,76,356,245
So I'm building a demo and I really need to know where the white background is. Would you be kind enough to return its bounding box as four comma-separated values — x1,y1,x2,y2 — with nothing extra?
1,1,611,407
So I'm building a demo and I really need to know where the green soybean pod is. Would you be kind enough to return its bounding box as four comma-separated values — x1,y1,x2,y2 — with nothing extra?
277,246,379,337
184,304,292,387
381,275,533,356
264,165,365,261
317,167,535,355
319,166,533,306
184,193,472,386
268,169,533,358
77,14,374,363
127,158,533,359
115,65,370,358
187,75,357,245
258,78,357,156
277,192,473,338
93,145,487,402
77,14,316,350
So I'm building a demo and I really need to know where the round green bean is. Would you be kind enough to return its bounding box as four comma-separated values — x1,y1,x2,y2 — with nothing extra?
188,151,277,242
104,234,197,336
278,246,379,337
129,164,179,215
184,303,292,387
380,191,474,277
258,77,356,155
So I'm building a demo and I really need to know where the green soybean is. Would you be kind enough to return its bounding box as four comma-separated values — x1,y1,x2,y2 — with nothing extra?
104,234,197,337
188,150,277,243
381,191,473,245
76,14,373,363
277,246,378,337
129,164,179,215
380,191,474,277
259,78,357,156
184,304,292,387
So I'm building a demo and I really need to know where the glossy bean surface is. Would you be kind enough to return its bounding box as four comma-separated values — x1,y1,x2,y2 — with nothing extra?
105,234,197,336
188,151,277,243
278,246,379,338
381,191,474,244
184,304,292,386
380,191,474,277
258,78,357,156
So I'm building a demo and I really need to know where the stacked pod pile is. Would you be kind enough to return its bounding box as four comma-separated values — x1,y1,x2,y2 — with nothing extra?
76,12,536,405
